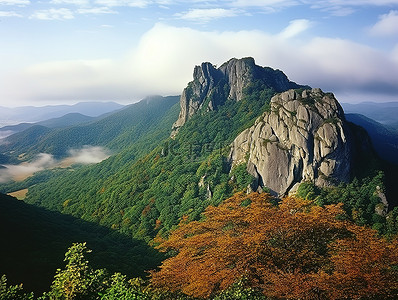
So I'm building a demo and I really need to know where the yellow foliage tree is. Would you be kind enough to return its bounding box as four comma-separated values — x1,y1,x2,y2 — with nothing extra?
151,192,398,299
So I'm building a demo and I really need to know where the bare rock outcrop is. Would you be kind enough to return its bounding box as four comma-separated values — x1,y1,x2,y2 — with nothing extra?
171,57,305,138
229,88,352,196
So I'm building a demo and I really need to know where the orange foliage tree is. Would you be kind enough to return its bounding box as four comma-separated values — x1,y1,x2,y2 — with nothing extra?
150,192,398,299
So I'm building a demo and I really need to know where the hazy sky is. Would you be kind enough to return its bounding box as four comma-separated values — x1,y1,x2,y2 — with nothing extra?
1,0,398,107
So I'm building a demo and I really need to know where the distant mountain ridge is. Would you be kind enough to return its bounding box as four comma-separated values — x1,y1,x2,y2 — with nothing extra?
342,101,398,129
345,113,398,165
0,96,179,161
0,113,95,139
0,101,124,125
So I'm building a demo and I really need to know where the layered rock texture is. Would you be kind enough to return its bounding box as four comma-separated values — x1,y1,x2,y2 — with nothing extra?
171,57,357,196
229,88,352,196
171,57,304,138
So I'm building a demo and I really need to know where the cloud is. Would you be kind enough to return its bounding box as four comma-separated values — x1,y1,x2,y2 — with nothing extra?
296,37,398,96
0,153,56,183
67,145,110,164
392,44,398,63
12,59,132,101
77,7,118,14
278,19,312,39
0,146,110,183
30,8,75,20
370,10,398,36
305,1,398,16
0,0,29,5
50,0,90,5
0,10,22,17
175,8,240,22
0,130,14,139
94,0,150,8
324,0,398,5
2,23,398,105
127,23,398,101
231,0,298,8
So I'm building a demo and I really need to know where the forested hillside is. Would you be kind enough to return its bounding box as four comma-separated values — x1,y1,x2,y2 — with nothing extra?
1,58,398,299
346,113,398,165
17,65,395,245
0,193,162,295
21,82,275,241
0,96,179,161
2,193,398,299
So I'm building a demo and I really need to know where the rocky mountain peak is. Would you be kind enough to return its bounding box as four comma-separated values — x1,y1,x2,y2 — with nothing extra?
229,88,353,196
171,57,305,138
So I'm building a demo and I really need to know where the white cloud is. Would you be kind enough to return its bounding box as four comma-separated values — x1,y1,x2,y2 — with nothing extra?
0,10,22,16
17,59,130,101
2,23,398,105
30,8,75,20
0,146,110,183
370,10,398,36
304,0,398,16
0,0,29,5
77,6,118,14
296,38,398,92
126,23,398,101
316,6,354,17
278,19,312,39
325,0,398,5
175,8,240,22
231,0,297,7
94,0,150,8
0,153,56,183
67,146,110,164
50,0,89,5
392,43,398,63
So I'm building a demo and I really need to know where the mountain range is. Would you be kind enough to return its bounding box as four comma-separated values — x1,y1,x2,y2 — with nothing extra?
1,57,398,296
0,113,96,140
0,101,124,126
342,101,398,130
0,96,179,163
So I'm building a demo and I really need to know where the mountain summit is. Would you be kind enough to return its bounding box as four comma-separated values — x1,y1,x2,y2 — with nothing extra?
170,57,362,196
171,57,306,137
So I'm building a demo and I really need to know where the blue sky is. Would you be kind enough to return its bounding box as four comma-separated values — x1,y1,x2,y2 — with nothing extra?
1,0,398,107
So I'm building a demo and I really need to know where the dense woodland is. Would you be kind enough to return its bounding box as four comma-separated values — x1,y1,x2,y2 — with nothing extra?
1,79,398,298
2,193,398,299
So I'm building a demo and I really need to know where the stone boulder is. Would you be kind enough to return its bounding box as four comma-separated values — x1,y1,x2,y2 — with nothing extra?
229,88,352,196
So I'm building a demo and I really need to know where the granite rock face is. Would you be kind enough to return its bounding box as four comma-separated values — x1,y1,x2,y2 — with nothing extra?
229,88,353,196
171,57,304,138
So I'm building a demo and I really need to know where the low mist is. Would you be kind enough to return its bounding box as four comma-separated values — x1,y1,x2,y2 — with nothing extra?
0,130,14,140
0,145,110,183
67,146,110,164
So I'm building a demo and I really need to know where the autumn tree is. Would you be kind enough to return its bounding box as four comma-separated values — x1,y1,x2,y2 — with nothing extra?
151,192,398,299
324,225,398,299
